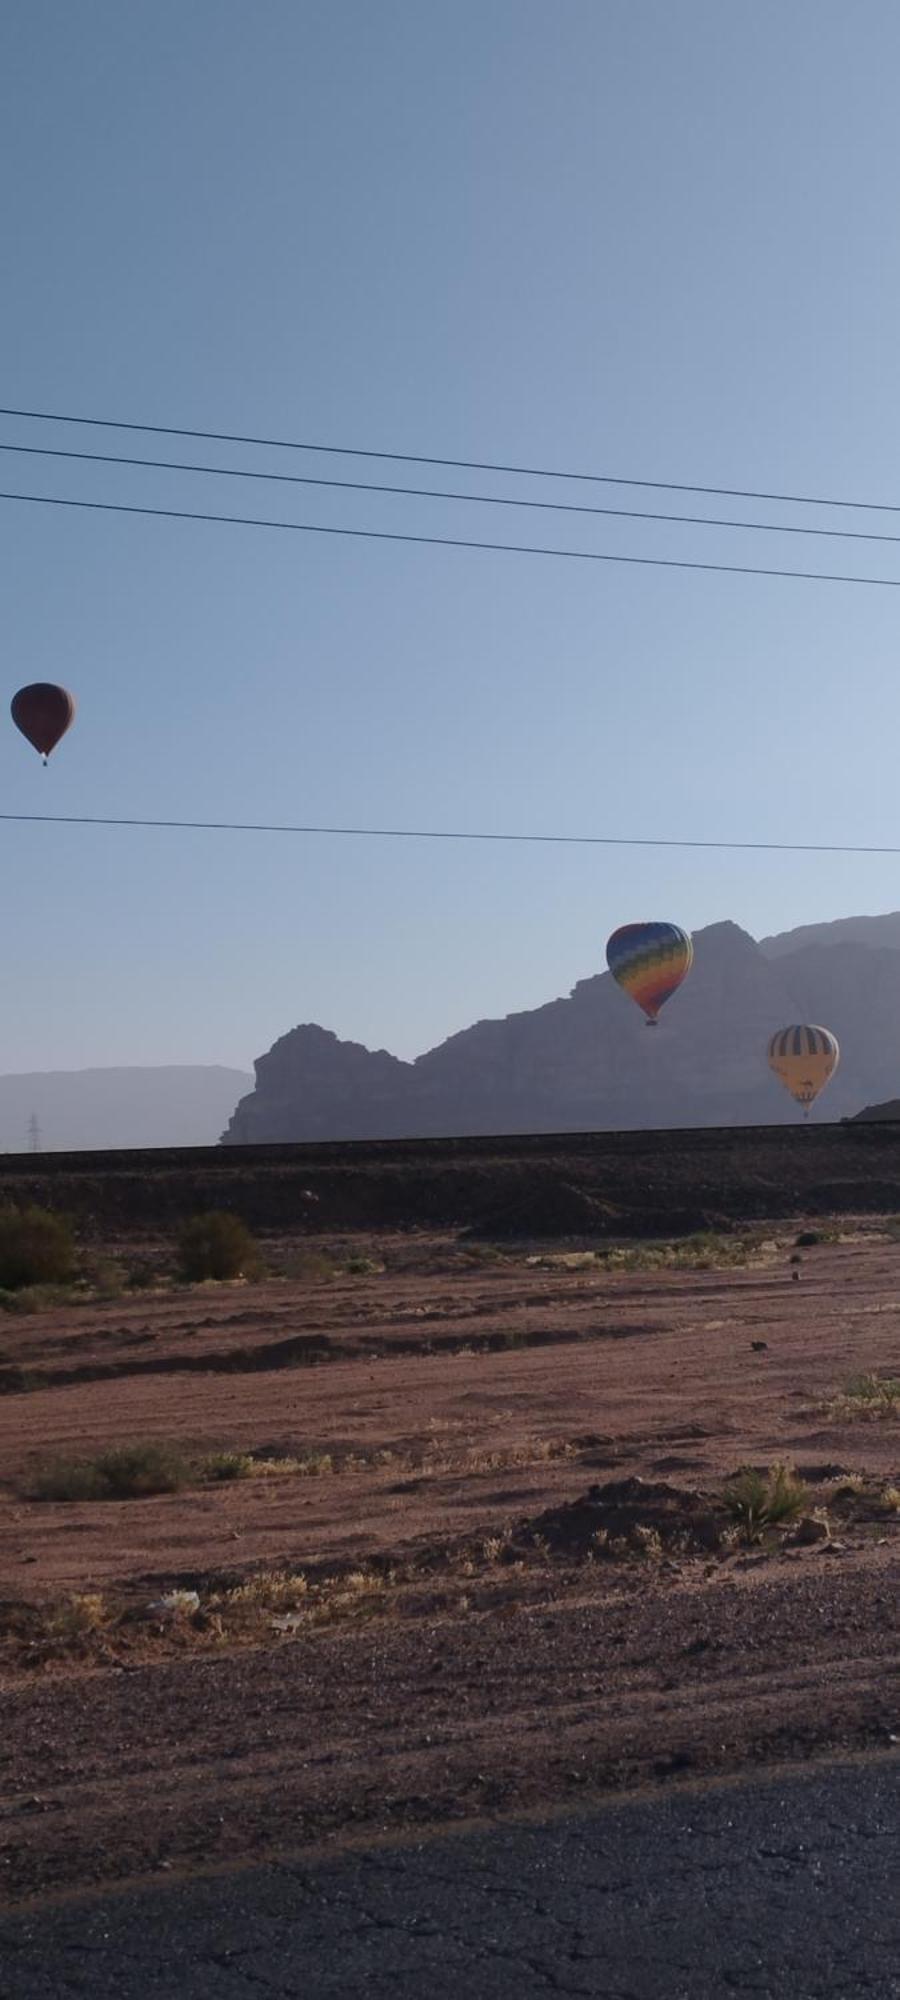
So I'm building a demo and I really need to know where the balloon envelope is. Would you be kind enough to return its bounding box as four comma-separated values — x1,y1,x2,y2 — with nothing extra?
767,1025,839,1108
11,684,76,761
606,922,694,1023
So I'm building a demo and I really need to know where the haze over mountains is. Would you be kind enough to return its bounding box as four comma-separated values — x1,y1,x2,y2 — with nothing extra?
0,1068,251,1154
10,911,900,1151
223,912,900,1143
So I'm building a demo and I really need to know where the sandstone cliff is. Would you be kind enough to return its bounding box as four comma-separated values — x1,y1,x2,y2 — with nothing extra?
223,915,900,1141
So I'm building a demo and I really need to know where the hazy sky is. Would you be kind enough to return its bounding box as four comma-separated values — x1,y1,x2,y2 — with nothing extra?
3,1,900,1072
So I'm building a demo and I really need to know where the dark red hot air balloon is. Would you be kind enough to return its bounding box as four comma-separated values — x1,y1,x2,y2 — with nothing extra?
11,684,76,763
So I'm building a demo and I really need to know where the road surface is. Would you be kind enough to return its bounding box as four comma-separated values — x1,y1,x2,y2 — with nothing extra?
2,1758,897,1998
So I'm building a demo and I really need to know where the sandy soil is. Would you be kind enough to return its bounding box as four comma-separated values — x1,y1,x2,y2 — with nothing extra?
0,1227,897,1905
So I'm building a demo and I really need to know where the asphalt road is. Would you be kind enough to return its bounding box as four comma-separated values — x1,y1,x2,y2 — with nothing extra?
2,1758,897,1999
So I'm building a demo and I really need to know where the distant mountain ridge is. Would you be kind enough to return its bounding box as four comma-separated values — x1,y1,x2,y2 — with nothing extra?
223,911,900,1143
0,1067,251,1153
760,910,900,957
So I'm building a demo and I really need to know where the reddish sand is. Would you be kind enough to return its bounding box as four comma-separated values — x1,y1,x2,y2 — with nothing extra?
0,1227,896,1904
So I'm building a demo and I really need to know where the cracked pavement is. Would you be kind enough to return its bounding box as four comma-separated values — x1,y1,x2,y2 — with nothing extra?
1,1757,897,1998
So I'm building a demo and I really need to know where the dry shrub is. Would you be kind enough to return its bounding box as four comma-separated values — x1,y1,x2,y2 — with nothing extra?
204,1449,333,1481
45,1592,110,1639
830,1471,865,1498
281,1249,338,1281
0,1283,73,1315
834,1374,900,1419
0,1205,76,1288
80,1256,127,1300
30,1441,190,1501
126,1259,158,1290
204,1451,256,1482
178,1211,262,1282
221,1570,309,1611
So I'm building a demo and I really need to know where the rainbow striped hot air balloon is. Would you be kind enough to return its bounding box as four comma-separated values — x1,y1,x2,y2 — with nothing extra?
605,922,694,1026
767,1025,839,1112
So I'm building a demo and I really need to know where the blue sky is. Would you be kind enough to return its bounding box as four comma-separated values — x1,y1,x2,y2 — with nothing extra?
3,0,900,1071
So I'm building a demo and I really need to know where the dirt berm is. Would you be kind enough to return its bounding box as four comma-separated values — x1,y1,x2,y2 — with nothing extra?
1,1121,900,1239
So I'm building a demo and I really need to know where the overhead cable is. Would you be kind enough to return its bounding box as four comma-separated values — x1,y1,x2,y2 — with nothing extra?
3,811,900,856
4,488,900,589
1,403,898,517
4,440,900,547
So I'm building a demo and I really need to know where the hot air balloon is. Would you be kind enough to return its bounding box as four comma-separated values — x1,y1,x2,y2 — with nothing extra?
767,1025,839,1113
11,684,76,764
606,922,694,1025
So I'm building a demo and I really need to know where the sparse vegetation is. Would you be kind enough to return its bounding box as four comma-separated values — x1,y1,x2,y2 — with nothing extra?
723,1463,810,1542
177,1211,262,1283
29,1441,337,1499
829,1471,865,1499
203,1450,257,1481
221,1569,309,1611
45,1592,111,1640
0,1204,76,1289
82,1256,128,1299
126,1259,158,1291
458,1242,504,1263
827,1373,900,1421
30,1442,191,1502
201,1456,334,1488
628,1524,665,1561
210,1563,387,1633
280,1248,338,1282
0,1282,75,1315
596,1231,762,1274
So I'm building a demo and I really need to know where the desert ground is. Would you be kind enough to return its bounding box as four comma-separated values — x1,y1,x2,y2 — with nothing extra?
0,1217,897,1906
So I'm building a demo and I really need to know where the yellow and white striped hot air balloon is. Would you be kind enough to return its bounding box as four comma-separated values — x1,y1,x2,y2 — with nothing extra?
767,1025,839,1113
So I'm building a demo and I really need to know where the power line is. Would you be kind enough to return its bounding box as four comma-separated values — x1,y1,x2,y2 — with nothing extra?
2,403,899,518
5,440,900,548
3,810,900,856
4,488,900,589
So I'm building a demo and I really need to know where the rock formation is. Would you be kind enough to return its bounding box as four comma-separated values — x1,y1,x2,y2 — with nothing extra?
223,914,900,1141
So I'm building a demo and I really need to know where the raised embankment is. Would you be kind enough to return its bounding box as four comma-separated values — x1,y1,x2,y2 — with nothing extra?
0,1121,898,1239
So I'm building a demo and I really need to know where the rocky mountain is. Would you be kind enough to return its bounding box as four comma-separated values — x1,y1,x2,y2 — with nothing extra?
0,1067,252,1153
760,910,900,957
222,912,900,1142
851,1098,900,1121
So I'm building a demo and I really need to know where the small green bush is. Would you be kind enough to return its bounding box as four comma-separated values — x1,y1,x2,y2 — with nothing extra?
177,1211,262,1282
30,1441,190,1502
0,1205,76,1289
204,1450,255,1481
723,1463,809,1542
